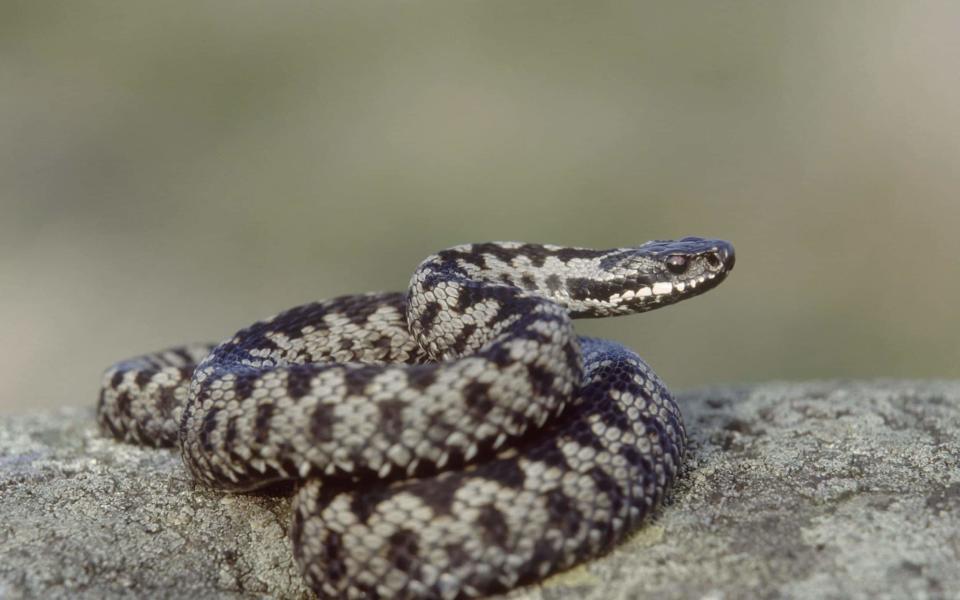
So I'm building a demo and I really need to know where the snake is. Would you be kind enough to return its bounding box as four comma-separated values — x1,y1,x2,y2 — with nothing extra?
97,238,735,599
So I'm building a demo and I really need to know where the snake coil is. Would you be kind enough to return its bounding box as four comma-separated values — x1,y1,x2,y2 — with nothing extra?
98,238,734,599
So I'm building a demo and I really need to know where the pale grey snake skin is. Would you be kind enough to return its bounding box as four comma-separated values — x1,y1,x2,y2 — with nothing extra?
97,238,735,599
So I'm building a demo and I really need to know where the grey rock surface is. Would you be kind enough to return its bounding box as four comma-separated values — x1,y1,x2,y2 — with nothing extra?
1,380,957,599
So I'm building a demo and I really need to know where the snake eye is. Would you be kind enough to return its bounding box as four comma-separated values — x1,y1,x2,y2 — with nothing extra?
665,255,688,274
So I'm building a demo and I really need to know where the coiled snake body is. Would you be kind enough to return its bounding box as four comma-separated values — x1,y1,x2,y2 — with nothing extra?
98,238,735,599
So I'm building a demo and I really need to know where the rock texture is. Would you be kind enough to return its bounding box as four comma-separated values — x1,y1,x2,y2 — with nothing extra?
1,380,957,599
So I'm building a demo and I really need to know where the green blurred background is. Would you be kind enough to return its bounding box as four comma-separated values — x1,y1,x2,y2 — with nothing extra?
2,1,958,414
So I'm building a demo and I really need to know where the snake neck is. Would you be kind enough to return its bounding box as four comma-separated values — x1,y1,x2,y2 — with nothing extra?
409,239,735,324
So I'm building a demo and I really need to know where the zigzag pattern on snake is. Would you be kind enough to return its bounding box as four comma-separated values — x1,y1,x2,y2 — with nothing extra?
97,238,735,599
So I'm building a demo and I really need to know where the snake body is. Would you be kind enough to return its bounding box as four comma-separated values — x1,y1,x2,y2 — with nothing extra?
98,238,735,599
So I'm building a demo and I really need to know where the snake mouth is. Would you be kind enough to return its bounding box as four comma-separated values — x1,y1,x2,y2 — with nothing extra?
657,269,725,295
609,269,728,309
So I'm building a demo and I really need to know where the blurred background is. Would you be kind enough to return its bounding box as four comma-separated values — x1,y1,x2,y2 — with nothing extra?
2,1,958,414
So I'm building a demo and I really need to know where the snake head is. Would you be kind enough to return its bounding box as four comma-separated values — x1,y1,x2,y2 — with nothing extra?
568,237,735,316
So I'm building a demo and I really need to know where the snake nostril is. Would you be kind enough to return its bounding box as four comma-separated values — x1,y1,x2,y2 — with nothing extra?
705,252,722,270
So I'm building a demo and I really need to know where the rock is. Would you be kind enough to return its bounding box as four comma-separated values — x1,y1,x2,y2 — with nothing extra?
1,381,957,599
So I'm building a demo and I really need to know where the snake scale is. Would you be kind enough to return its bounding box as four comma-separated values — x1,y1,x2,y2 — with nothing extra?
97,238,735,599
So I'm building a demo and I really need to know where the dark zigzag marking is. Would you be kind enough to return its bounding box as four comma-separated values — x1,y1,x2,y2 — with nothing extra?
109,370,124,389
445,243,609,269
476,505,510,548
